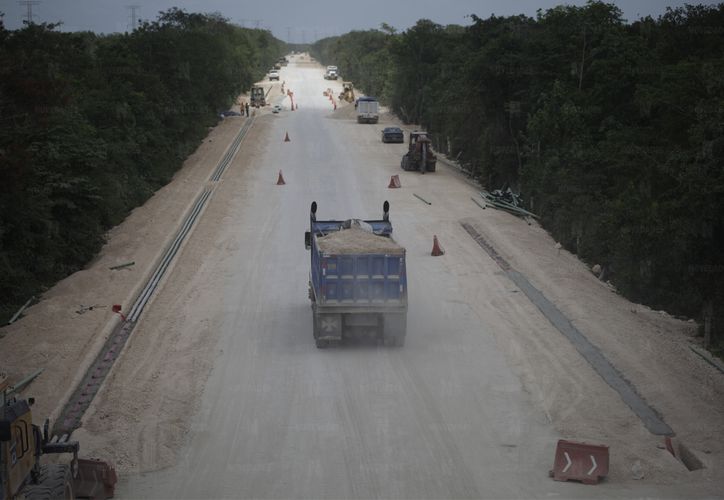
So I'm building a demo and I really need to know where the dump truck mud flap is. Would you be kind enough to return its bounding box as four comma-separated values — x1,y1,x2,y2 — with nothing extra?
313,309,342,348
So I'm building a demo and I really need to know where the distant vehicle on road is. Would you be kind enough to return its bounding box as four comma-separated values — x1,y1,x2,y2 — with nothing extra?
381,127,404,143
250,86,266,107
272,104,282,113
401,131,437,173
269,70,280,81
305,201,407,348
356,96,379,124
324,65,338,80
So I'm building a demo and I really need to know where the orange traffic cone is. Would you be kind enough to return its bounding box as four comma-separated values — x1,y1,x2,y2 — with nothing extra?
388,175,401,188
276,170,286,185
431,235,445,256
284,132,290,142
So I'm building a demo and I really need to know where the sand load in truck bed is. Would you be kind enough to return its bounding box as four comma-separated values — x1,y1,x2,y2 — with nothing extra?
316,226,405,255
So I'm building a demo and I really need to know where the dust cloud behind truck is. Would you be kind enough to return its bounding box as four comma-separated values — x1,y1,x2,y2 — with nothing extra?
305,201,407,348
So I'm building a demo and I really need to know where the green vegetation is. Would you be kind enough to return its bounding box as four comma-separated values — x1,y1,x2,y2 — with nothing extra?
311,2,724,343
0,9,285,322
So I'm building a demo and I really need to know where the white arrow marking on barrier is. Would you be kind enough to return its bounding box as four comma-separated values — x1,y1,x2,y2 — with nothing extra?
587,455,597,475
562,452,572,473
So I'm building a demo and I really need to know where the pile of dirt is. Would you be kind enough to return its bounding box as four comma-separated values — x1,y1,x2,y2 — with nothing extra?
328,101,357,120
327,99,396,125
316,226,404,255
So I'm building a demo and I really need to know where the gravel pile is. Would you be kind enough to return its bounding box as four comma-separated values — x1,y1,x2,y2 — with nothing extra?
317,226,404,255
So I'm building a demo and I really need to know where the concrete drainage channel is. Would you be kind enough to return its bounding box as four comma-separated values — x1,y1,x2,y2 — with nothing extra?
52,117,254,439
461,221,673,436
460,221,709,472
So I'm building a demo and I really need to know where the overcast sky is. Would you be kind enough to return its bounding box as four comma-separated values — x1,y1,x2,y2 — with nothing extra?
0,0,698,41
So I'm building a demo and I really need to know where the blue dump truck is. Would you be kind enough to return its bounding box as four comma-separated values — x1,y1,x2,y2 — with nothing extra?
305,201,407,348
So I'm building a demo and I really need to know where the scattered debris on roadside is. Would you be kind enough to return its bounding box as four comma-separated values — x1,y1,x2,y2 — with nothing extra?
413,193,432,205
480,189,538,220
7,296,35,325
109,261,135,271
76,304,106,315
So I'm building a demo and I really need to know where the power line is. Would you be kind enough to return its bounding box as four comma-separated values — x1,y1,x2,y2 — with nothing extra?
126,5,140,32
18,0,40,25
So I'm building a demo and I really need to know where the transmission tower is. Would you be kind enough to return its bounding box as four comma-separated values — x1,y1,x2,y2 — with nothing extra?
126,5,140,31
18,0,40,25
286,26,291,44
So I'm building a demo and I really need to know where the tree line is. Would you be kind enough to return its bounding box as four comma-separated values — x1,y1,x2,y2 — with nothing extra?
0,9,285,322
311,2,724,347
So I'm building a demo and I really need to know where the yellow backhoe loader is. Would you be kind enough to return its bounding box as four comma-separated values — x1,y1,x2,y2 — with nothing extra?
1,371,116,499
338,82,355,103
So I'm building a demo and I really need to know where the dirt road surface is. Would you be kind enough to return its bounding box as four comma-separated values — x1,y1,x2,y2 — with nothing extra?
2,54,723,498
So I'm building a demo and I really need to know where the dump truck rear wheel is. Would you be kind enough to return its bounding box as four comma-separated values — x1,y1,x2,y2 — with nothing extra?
383,335,398,347
21,464,74,500
312,308,320,340
383,314,406,347
383,334,405,347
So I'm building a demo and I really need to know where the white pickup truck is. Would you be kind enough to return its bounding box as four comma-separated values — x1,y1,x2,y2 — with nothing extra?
324,65,338,80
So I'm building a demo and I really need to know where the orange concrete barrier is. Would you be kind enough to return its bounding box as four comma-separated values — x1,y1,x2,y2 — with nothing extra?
551,439,609,485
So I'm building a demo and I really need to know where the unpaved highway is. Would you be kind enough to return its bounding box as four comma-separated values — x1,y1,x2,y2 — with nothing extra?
2,54,723,498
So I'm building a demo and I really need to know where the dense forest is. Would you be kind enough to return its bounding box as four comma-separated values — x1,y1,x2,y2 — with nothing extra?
1,3,722,350
0,9,285,322
311,2,724,347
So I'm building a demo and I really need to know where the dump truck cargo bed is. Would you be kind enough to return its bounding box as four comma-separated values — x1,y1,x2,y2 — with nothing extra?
305,202,407,347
